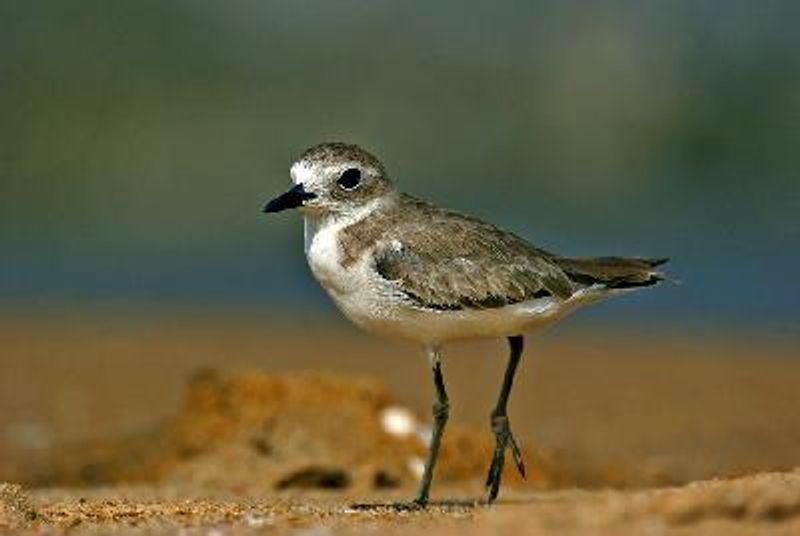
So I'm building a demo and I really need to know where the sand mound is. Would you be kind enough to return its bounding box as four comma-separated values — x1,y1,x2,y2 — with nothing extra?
41,370,537,493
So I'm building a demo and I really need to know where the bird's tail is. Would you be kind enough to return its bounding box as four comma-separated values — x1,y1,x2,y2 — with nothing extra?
554,256,669,290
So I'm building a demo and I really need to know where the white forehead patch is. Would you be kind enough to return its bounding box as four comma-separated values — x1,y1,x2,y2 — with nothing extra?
290,160,317,186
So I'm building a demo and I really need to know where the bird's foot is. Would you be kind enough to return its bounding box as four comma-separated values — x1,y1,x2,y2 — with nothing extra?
485,414,525,503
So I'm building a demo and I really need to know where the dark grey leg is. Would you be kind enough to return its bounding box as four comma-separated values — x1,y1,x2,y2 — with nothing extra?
414,346,449,506
485,335,526,503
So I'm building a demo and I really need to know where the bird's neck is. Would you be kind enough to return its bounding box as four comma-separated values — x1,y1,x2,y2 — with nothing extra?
302,194,397,255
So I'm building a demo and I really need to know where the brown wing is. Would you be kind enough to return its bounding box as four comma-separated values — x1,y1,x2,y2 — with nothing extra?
372,196,576,311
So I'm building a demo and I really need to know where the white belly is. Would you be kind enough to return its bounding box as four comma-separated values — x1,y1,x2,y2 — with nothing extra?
355,288,608,344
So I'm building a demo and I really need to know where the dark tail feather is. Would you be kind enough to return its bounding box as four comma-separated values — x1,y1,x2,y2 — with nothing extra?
555,256,669,289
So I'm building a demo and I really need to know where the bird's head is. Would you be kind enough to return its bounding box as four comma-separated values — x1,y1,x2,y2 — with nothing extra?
263,142,394,219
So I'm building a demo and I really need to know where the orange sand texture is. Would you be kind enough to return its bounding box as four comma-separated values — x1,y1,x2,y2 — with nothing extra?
1,312,799,534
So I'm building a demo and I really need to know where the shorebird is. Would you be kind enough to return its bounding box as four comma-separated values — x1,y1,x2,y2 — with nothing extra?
263,142,667,506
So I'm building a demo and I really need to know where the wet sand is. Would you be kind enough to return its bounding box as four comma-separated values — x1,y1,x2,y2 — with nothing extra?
1,310,799,534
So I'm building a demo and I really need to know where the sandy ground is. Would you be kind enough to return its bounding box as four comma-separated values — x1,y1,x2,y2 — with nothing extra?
1,310,799,534
4,473,800,535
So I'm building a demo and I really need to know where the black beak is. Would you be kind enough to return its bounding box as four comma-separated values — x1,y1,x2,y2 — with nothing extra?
263,183,317,213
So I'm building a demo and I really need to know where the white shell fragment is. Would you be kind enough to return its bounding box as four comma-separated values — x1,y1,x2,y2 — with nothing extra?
380,406,417,438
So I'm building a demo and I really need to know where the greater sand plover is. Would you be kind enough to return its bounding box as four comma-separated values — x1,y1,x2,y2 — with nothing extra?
263,142,668,506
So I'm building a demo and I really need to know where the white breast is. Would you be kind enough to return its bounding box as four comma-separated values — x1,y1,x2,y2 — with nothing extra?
303,202,400,332
305,217,360,296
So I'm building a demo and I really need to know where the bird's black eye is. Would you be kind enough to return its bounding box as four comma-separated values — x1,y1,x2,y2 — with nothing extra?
337,168,361,190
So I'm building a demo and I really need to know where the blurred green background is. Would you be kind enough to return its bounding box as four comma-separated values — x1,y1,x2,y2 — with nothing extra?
1,1,798,330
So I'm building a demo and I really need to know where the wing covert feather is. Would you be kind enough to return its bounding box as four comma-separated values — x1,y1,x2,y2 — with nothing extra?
371,196,575,310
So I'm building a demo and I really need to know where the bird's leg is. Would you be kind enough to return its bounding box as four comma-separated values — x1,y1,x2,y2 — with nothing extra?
349,347,449,511
485,335,526,503
413,345,450,507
